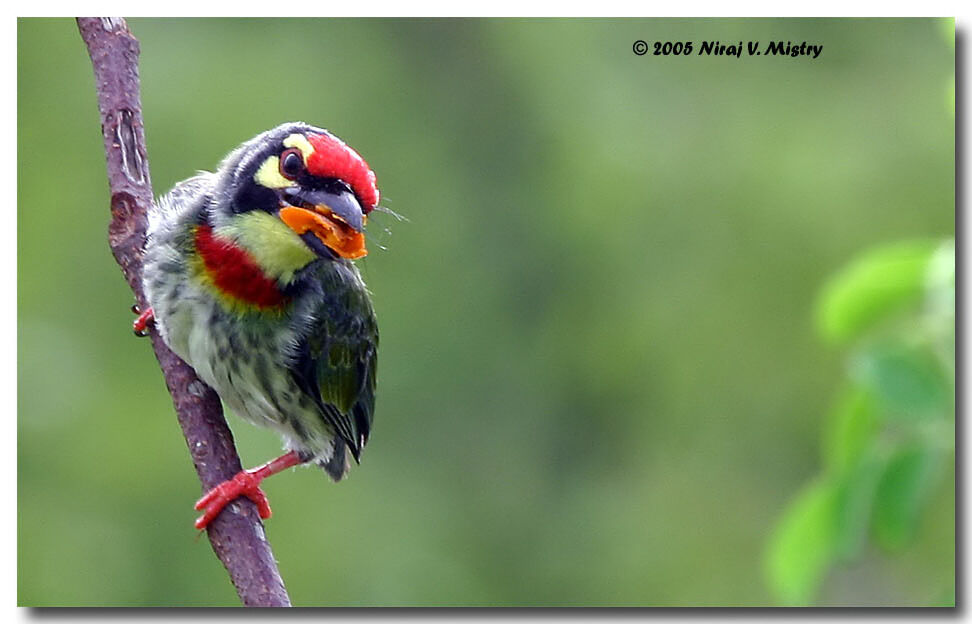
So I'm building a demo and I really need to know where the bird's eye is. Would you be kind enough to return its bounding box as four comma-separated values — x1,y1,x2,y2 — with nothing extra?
279,149,304,180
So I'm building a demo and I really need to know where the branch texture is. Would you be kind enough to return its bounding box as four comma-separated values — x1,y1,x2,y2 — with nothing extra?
77,17,291,607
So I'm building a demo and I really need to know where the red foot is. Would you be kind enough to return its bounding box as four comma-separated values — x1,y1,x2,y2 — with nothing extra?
192,451,304,530
194,471,272,530
132,306,155,337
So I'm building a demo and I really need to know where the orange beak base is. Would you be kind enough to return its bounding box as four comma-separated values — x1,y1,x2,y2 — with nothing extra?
279,206,367,260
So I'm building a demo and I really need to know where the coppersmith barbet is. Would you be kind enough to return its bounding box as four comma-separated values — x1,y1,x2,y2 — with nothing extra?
137,122,380,529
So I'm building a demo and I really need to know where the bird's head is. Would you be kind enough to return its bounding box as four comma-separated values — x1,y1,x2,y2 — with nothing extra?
208,122,379,265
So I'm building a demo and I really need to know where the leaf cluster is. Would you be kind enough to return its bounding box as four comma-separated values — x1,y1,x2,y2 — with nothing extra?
765,240,954,605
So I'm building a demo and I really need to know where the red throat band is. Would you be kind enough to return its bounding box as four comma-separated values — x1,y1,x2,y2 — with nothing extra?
194,225,289,309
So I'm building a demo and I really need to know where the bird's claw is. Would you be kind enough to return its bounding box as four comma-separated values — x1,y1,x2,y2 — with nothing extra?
194,470,273,530
132,306,155,337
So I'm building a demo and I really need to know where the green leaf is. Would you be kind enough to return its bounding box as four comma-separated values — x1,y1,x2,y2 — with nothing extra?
816,241,937,345
851,340,950,418
924,240,955,346
765,479,839,605
822,385,878,476
872,445,946,552
832,444,889,561
925,239,955,302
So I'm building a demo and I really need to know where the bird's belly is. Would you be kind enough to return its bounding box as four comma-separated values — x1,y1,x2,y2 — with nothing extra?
154,287,338,460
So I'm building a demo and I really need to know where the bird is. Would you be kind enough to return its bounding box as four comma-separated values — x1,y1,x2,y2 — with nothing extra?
136,122,380,529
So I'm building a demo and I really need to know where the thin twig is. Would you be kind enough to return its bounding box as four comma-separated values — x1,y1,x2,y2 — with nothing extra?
77,17,291,607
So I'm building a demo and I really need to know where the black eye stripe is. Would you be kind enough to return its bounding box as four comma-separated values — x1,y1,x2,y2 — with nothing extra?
279,148,304,180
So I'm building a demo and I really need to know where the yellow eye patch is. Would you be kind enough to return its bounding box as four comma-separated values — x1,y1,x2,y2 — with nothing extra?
253,133,317,189
254,155,293,189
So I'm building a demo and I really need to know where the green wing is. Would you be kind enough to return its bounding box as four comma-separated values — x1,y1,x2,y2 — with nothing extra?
290,263,378,460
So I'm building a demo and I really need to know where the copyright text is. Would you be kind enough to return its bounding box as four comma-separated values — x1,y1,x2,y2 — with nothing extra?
633,40,823,59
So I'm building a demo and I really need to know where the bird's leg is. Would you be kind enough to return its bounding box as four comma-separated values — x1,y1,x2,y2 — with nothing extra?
194,450,305,530
131,304,155,337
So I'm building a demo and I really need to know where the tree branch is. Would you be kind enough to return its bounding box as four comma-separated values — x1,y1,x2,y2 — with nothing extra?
77,17,291,607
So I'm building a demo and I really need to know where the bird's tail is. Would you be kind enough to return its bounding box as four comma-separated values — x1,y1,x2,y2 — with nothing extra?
320,441,351,481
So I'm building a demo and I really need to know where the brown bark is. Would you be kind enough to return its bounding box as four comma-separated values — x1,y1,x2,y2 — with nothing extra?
77,17,291,607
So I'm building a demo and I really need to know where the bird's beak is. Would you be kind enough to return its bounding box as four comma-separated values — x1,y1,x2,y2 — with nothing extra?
278,187,367,260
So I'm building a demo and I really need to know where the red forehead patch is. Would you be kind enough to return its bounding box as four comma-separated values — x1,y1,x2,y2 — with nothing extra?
306,133,379,213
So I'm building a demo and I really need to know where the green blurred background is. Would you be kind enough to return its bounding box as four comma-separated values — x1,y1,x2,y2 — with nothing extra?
17,18,953,606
